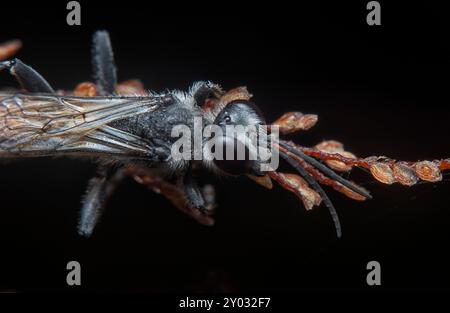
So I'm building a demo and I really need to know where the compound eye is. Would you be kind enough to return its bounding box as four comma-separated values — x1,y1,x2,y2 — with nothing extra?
212,136,255,176
214,100,266,127
217,113,231,126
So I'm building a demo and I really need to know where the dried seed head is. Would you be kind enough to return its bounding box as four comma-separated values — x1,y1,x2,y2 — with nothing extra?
315,140,344,153
220,86,252,105
315,141,356,172
392,162,419,186
273,112,318,134
325,151,357,172
338,183,368,201
441,159,450,170
415,161,442,182
247,174,273,189
116,79,147,95
74,82,98,97
279,172,322,210
0,40,22,61
370,162,396,184
364,156,379,163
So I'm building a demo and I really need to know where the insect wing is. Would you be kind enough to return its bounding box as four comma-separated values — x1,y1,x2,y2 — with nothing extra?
0,92,167,158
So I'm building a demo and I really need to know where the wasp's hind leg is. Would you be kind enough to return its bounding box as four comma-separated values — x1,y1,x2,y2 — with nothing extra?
0,59,54,93
91,30,117,95
78,166,125,237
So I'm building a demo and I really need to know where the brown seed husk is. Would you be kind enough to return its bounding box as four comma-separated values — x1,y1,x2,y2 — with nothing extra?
279,172,322,210
0,40,22,60
74,82,98,97
415,161,442,182
338,183,368,201
116,79,147,95
220,86,252,105
247,174,273,189
325,151,357,172
370,162,396,184
314,141,356,172
273,112,318,134
392,162,419,186
315,140,344,153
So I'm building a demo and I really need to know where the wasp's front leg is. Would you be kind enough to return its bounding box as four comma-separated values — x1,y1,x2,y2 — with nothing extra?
0,58,54,93
125,165,215,226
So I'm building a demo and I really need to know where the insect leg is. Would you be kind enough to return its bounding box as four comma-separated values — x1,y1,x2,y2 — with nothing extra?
78,165,125,237
91,30,117,95
0,59,54,93
125,165,215,226
182,169,207,212
201,184,217,212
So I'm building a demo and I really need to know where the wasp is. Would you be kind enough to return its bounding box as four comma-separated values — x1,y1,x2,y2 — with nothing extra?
0,31,448,238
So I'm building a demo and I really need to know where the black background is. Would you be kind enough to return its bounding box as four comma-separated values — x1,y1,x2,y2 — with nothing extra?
0,0,449,295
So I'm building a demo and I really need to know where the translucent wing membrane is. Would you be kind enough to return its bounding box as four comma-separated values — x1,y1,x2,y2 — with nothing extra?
0,92,167,158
